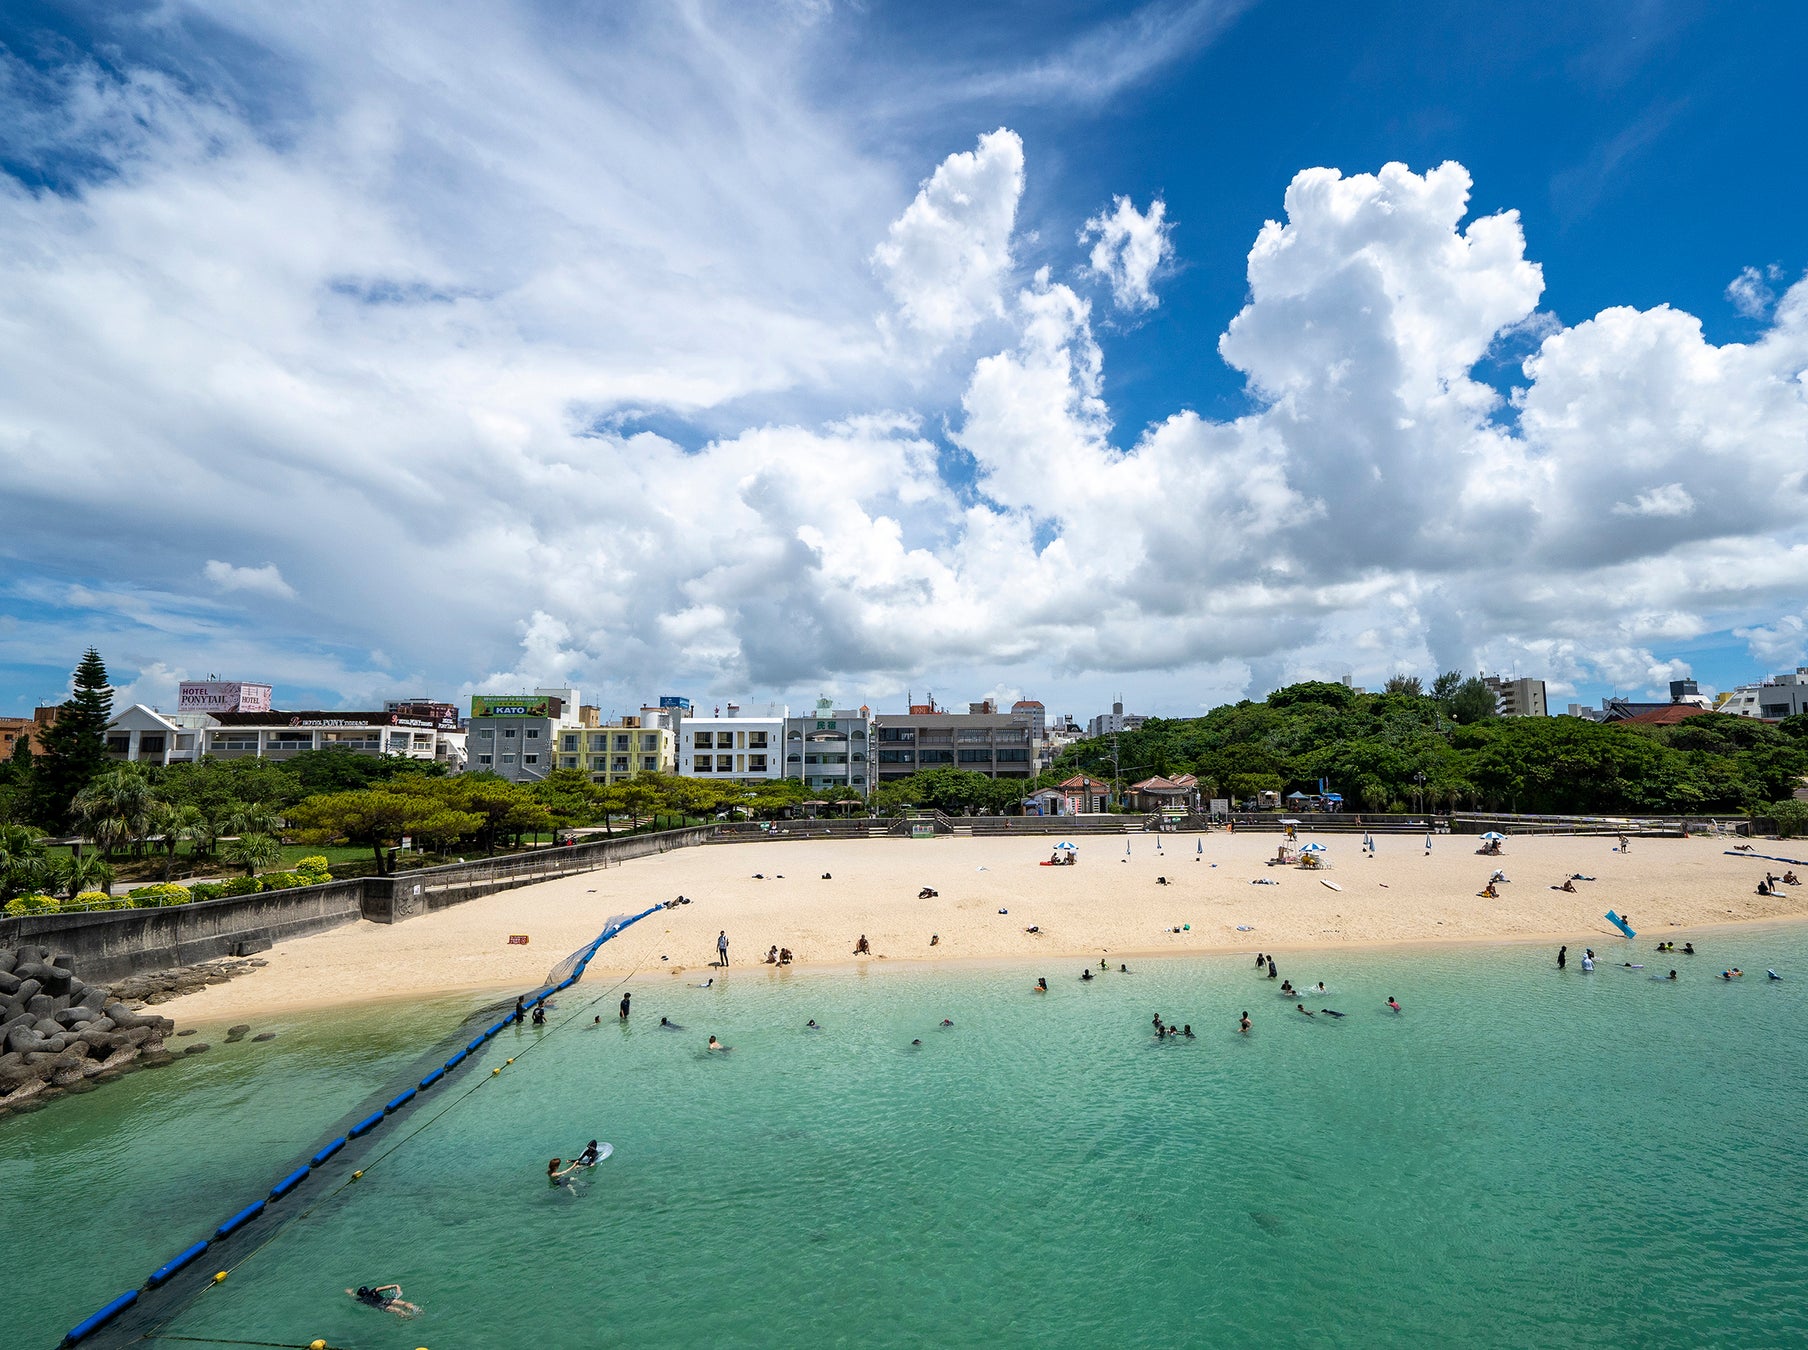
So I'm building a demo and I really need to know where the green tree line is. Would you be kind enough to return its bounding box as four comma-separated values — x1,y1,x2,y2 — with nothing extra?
1049,678,1808,815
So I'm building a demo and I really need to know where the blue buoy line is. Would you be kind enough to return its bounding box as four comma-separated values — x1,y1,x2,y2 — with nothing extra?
65,903,663,1347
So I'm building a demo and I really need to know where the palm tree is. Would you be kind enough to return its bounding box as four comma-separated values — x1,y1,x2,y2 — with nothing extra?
58,850,115,898
222,800,284,839
72,767,156,861
0,823,48,901
221,832,282,878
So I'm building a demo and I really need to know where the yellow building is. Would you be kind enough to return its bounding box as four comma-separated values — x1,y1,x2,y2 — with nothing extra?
555,711,675,785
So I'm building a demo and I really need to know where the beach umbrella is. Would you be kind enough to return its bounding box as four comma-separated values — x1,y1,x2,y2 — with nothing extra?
1280,818,1302,826
1480,831,1506,841
1424,834,1434,851
1196,839,1203,854
1299,842,1327,854
1054,841,1077,850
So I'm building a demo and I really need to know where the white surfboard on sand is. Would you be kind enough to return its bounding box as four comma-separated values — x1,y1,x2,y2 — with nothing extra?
1319,880,1342,892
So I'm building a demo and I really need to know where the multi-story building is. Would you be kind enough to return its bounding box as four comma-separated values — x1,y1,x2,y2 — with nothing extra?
1482,676,1548,718
0,716,39,758
676,703,786,786
783,698,871,794
870,698,1035,785
1086,700,1148,738
1717,669,1808,720
99,701,465,768
468,688,582,781
556,707,677,785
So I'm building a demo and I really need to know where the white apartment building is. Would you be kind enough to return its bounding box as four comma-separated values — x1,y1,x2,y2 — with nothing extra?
783,698,872,794
678,703,787,785
101,703,466,768
1717,669,1808,720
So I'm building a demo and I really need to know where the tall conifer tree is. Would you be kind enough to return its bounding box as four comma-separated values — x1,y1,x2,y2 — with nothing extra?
33,648,114,831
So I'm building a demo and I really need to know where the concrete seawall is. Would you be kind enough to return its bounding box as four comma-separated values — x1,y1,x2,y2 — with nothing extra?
0,826,714,983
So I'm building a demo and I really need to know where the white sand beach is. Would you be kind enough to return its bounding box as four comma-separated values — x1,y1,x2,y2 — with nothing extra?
153,832,1808,1023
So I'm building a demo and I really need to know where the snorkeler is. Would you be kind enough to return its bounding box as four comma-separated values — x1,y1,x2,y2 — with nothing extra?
1320,1009,1345,1018
348,1283,419,1317
660,1016,683,1030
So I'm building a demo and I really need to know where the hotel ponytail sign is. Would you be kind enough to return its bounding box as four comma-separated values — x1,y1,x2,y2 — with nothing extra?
178,681,273,714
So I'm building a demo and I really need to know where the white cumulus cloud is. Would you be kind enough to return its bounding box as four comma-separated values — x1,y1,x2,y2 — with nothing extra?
1080,195,1174,311
873,128,1025,346
203,561,297,599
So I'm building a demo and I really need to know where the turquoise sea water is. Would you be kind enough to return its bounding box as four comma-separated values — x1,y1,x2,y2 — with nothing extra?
7,928,1808,1349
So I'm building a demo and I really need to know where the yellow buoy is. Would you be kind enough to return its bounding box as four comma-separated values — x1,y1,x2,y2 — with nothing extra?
492,1067,501,1076
505,1057,515,1064
351,1169,364,1180
213,1270,228,1283
310,1340,327,1349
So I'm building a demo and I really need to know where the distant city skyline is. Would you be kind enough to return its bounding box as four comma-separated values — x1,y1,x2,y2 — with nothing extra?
3,2,1805,722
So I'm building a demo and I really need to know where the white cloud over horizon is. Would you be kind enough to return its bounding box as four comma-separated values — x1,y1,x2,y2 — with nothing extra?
3,3,1807,720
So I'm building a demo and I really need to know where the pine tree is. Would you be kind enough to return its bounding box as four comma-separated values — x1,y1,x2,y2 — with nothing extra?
32,648,114,832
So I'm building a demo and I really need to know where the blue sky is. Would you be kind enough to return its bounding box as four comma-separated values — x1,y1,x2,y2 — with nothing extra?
2,0,1805,724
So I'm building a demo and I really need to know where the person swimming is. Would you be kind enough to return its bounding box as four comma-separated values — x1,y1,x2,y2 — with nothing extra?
1239,1011,1251,1034
1296,1004,1314,1017
707,1035,730,1050
1387,997,1401,1012
1320,1009,1345,1018
349,1283,419,1317
1081,968,1094,981
1152,1013,1165,1035
1683,943,1694,955
940,1018,955,1027
1280,981,1295,996
692,977,715,988
1034,977,1048,992
1182,1024,1195,1038
1668,970,1678,980
1120,964,1131,973
910,1038,922,1046
548,1158,580,1191
805,1019,821,1030
660,1016,684,1030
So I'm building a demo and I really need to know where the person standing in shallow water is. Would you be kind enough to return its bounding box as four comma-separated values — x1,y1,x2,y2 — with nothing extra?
619,990,631,1021
1557,945,1567,970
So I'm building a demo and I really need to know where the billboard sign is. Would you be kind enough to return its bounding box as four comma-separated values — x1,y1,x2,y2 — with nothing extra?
179,681,273,714
471,695,555,718
659,696,692,711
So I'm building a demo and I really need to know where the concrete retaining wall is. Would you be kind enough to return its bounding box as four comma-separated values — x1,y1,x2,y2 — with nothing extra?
0,827,717,980
0,879,372,984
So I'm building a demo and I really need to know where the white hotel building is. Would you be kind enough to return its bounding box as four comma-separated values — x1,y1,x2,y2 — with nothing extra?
677,703,787,785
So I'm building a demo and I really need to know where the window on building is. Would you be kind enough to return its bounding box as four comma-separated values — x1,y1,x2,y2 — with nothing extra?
612,757,629,773
850,729,866,740
562,756,578,769
139,734,166,754
878,749,915,763
749,755,767,771
636,734,653,752
478,753,493,765
503,753,516,763
562,734,578,751
918,749,953,764
642,756,656,771
958,749,991,763
524,753,539,764
995,748,1029,762
107,735,130,754
480,728,494,739
503,728,518,738
715,755,735,772
614,734,630,752
525,728,540,739
693,731,714,749
749,731,768,748
590,734,606,751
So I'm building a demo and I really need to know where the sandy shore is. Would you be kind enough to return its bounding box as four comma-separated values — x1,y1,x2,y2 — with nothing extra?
154,832,1808,1023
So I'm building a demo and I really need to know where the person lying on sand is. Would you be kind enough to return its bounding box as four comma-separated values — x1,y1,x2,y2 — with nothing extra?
918,887,938,899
